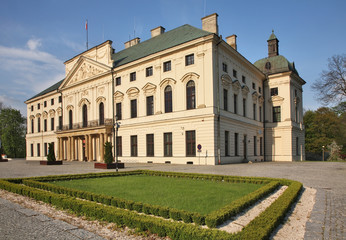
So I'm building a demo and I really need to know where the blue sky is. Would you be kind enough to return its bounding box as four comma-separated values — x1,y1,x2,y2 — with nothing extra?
0,0,345,115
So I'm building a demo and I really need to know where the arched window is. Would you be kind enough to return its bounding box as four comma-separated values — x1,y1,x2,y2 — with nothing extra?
99,102,104,125
82,104,88,127
186,80,195,110
69,110,73,129
164,85,172,113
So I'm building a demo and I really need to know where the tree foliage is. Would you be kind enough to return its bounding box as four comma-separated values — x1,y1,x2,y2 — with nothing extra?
304,104,345,155
0,107,26,158
104,141,113,164
312,54,346,105
47,143,56,162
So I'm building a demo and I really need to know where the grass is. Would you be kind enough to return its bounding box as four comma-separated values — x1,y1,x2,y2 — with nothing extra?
50,175,263,215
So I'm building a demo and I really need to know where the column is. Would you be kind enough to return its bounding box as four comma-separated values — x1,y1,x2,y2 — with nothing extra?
100,133,104,162
88,134,93,162
58,137,62,160
67,137,71,161
85,135,89,161
71,137,75,161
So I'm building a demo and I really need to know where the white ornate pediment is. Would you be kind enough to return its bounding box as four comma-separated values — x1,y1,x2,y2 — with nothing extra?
78,98,91,107
252,92,258,102
96,96,106,104
259,96,264,104
269,95,284,104
35,113,41,118
29,115,35,120
60,56,111,89
232,80,241,93
114,91,124,103
221,74,232,89
181,72,200,83
241,85,249,98
49,109,55,117
42,111,48,119
159,78,176,88
126,87,140,99
66,105,74,111
56,107,62,116
142,82,157,96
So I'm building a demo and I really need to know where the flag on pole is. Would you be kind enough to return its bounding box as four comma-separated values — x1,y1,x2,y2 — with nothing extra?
85,20,88,30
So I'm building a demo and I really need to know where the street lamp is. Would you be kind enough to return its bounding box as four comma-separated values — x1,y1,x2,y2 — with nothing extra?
322,146,325,161
114,116,120,172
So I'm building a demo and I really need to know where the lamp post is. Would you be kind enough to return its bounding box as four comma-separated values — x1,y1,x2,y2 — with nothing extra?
115,116,120,172
322,145,325,161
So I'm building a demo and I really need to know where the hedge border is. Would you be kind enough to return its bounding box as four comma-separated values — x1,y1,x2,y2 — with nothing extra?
0,170,302,240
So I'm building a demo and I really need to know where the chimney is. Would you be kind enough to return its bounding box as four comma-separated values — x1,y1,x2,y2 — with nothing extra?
124,37,140,49
151,26,165,38
201,13,219,35
226,35,237,50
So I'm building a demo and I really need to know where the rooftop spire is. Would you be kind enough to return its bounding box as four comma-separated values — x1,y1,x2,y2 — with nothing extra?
267,30,279,57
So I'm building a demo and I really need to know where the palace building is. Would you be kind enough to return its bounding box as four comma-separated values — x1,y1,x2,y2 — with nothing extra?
25,13,305,165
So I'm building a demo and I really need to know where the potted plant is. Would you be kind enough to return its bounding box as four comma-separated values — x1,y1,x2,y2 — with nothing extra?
40,143,62,165
94,141,124,169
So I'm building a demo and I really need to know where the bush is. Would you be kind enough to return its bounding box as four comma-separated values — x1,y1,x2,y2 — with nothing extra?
47,143,56,162
104,141,113,164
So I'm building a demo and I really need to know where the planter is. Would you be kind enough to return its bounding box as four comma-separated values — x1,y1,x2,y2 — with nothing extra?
94,162,125,169
40,161,63,165
0,159,8,162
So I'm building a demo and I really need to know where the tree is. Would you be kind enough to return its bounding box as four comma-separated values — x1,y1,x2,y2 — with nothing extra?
47,143,56,162
312,54,346,105
0,108,26,158
104,142,113,164
327,141,343,161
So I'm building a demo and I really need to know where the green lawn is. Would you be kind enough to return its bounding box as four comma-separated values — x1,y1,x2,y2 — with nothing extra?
51,175,263,215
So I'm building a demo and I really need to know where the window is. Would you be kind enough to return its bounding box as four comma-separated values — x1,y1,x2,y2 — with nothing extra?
59,116,62,130
99,102,104,125
31,105,34,111
31,144,34,157
186,80,195,110
271,87,278,96
116,77,121,86
59,96,62,103
243,99,246,117
235,133,239,156
273,106,281,122
252,82,256,90
253,103,256,120
260,137,263,156
222,63,228,72
146,134,154,157
44,143,48,156
146,96,154,116
186,130,196,157
146,66,153,77
116,102,122,120
225,131,229,156
130,72,136,82
82,104,88,127
44,119,47,132
131,99,137,118
31,119,34,133
164,132,172,157
185,54,194,66
116,136,122,157
164,85,172,113
234,94,238,114
51,98,54,105
37,143,40,157
51,118,54,131
295,105,299,122
233,69,237,78
242,75,246,83
296,137,299,156
163,61,171,72
259,106,262,122
130,135,138,157
223,89,228,111
44,101,47,107
254,136,257,156
38,103,40,110
37,117,41,132
259,87,262,94
69,110,73,129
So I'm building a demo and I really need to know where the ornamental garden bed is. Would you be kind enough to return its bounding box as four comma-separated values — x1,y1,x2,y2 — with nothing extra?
0,170,302,240
94,162,125,169
40,161,63,165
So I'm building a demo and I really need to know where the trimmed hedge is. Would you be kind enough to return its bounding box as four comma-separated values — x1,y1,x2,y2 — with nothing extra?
0,170,303,240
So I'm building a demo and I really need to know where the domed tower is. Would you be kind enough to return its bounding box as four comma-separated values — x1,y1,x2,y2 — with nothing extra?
254,31,306,162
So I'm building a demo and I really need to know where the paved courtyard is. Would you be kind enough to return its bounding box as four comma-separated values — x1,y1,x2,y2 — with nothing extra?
0,159,345,239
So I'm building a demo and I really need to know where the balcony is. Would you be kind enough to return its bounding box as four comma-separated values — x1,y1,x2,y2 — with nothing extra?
56,118,113,132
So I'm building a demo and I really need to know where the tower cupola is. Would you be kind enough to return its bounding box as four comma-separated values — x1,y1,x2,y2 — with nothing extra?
267,30,279,57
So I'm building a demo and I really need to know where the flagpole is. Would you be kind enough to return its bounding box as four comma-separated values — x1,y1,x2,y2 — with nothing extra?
86,19,88,50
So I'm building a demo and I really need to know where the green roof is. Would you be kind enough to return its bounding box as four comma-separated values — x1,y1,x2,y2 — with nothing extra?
254,55,299,76
268,30,277,41
26,79,64,102
112,24,213,68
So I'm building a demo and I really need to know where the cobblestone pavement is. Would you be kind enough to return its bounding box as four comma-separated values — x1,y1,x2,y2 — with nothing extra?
0,159,345,239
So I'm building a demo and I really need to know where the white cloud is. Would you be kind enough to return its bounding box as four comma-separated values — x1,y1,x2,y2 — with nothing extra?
27,38,42,51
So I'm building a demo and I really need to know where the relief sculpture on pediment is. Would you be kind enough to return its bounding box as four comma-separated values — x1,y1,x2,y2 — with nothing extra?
71,63,104,83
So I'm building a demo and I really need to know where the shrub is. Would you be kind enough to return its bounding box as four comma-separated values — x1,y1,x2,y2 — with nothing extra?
47,143,56,162
104,141,113,164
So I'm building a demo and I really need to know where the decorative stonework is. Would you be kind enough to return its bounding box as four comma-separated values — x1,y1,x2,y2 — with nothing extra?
68,96,73,103
241,85,249,98
98,87,105,95
221,74,232,89
56,107,62,116
29,115,35,120
96,96,106,104
114,91,124,103
181,72,200,83
142,82,157,96
159,78,176,88
70,62,104,84
81,90,89,97
78,98,91,107
269,95,284,105
35,113,41,118
66,105,74,111
126,87,140,100
42,111,48,119
49,109,55,117
252,92,258,102
232,80,241,93
258,96,264,104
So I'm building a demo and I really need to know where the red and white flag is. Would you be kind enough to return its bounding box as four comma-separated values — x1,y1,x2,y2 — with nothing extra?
85,20,88,30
